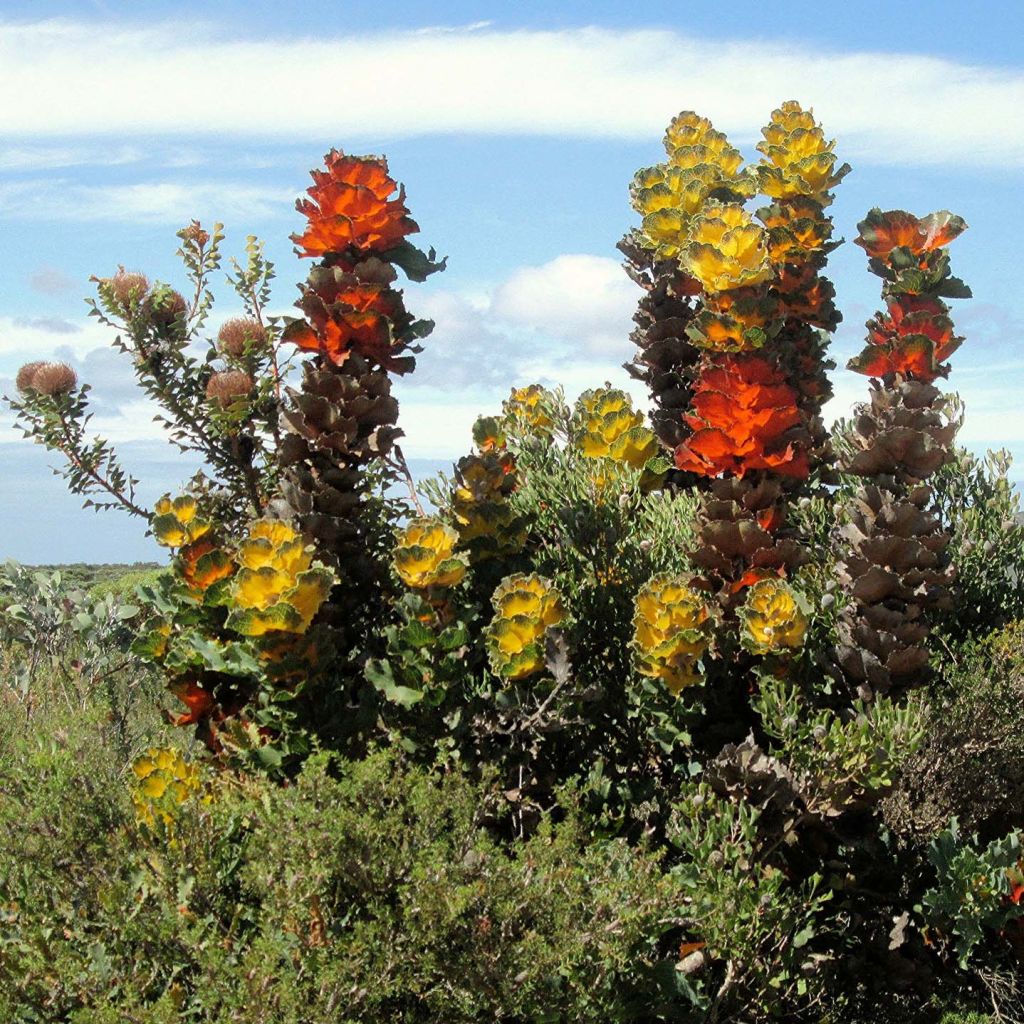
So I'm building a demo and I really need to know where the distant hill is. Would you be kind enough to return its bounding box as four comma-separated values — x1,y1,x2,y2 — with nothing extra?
5,561,163,593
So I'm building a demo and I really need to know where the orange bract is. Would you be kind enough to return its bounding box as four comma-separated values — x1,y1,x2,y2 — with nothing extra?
292,150,418,258
849,294,961,381
169,679,217,726
855,208,966,260
179,536,234,592
282,271,409,370
674,354,807,478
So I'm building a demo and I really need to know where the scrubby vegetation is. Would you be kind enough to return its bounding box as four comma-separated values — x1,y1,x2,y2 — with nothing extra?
2,102,1024,1022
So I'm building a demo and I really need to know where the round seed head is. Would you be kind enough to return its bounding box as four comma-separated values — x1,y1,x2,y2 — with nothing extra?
15,361,46,393
206,369,254,406
109,269,150,311
217,317,267,358
30,362,78,397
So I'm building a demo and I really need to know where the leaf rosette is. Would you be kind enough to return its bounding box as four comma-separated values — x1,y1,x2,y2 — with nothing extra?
152,494,211,548
737,578,809,656
393,517,468,589
485,573,566,680
226,520,335,636
632,574,714,694
681,204,774,294
292,150,419,258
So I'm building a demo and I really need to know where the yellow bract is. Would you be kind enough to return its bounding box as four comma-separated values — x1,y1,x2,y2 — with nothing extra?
663,110,718,152
682,204,774,294
632,575,712,694
502,384,555,439
131,746,203,831
486,573,566,680
449,450,525,559
227,519,334,636
393,517,468,589
738,579,809,656
631,111,753,261
755,101,849,204
152,494,211,548
575,388,658,470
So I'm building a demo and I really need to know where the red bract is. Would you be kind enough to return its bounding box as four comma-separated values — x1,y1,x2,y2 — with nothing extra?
292,150,419,258
169,679,217,726
849,295,962,382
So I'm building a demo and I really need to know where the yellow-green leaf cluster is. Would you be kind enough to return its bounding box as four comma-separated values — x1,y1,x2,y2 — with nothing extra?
681,203,774,294
631,111,754,261
687,290,780,352
485,573,566,680
450,451,527,559
393,517,468,589
131,746,203,831
737,578,809,656
632,575,713,694
502,384,556,440
471,414,507,453
575,387,658,469
226,520,335,636
756,100,850,205
152,494,211,548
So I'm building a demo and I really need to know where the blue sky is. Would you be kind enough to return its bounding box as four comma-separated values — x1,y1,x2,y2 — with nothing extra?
1,2,1021,562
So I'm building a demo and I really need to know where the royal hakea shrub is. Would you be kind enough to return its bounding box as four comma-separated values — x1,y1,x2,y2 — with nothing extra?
834,210,970,699
625,103,843,674
277,151,444,599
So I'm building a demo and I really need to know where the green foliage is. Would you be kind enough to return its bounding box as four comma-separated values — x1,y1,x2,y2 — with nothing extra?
922,820,1023,968
884,621,1024,842
669,785,833,1019
0,561,149,719
931,445,1024,644
754,677,926,818
0,680,689,1024
374,404,708,833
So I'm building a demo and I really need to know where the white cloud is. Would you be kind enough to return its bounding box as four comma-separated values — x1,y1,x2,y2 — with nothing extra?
491,255,636,356
396,253,651,457
0,21,1020,167
0,179,295,224
0,314,109,359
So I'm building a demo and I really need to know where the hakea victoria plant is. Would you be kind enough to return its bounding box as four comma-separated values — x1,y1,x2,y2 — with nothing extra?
833,209,970,700
621,101,845,709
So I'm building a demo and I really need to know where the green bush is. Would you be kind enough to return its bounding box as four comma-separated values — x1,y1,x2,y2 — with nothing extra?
0,675,690,1023
884,621,1024,844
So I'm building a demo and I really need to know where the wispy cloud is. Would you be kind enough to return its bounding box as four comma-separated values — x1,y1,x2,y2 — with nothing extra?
0,21,1020,167
0,143,143,170
28,264,78,297
0,179,296,223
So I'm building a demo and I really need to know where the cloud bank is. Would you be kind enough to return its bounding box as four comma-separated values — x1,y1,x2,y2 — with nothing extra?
0,20,1021,167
